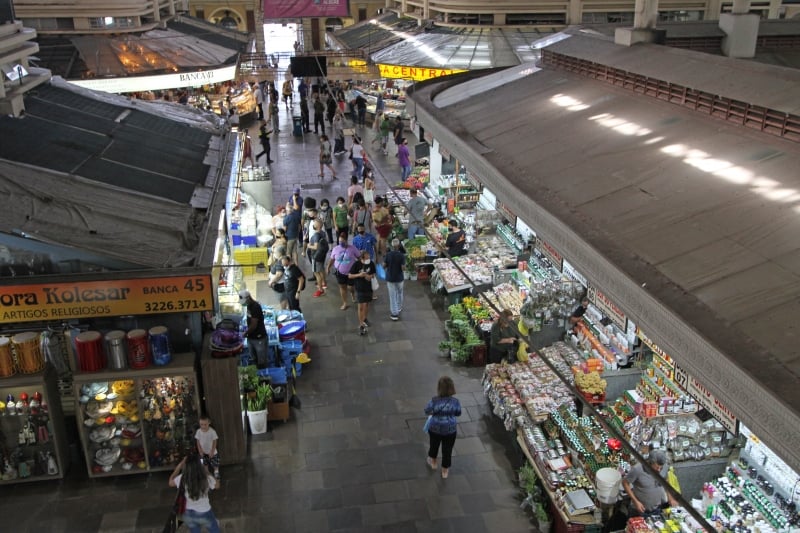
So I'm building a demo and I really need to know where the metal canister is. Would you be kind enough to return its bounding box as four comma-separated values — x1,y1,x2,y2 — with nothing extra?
105,330,128,370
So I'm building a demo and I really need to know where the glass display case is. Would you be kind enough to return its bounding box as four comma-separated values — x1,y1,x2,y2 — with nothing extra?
0,365,69,484
73,353,200,477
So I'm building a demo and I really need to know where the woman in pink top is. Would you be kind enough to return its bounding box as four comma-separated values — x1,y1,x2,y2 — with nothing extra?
347,175,363,208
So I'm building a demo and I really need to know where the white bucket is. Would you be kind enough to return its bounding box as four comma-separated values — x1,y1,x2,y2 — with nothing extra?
595,467,622,504
247,409,268,434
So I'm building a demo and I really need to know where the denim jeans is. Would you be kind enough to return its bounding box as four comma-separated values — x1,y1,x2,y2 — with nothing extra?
248,336,269,368
183,509,221,533
401,165,412,181
407,224,424,239
387,281,404,316
353,157,364,179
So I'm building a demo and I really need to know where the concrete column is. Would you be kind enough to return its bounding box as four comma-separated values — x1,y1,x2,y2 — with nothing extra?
719,12,759,57
767,0,782,18
731,0,749,13
615,0,666,46
169,0,176,16
153,1,161,22
705,0,722,20
568,0,582,24
423,0,429,19
633,0,659,29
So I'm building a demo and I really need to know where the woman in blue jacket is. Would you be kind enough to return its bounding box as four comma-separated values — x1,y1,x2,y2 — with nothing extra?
424,376,462,479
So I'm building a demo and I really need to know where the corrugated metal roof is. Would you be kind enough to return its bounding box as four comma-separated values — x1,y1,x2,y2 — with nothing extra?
547,32,800,114
331,12,422,52
411,43,800,469
0,84,212,204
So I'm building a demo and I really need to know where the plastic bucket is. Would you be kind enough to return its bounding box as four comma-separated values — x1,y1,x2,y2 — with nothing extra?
279,321,306,343
595,467,622,504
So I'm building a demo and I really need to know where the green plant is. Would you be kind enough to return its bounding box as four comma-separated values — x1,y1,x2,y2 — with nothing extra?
239,365,259,392
438,340,452,353
535,502,550,523
519,461,538,494
246,382,272,411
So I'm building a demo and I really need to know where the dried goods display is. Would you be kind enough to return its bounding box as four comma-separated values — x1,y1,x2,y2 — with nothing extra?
432,255,494,292
475,235,518,269
478,282,524,317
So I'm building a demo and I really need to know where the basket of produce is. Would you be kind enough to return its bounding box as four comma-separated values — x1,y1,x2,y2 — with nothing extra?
575,371,607,403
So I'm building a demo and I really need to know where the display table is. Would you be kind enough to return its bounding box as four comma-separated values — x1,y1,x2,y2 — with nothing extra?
432,255,494,293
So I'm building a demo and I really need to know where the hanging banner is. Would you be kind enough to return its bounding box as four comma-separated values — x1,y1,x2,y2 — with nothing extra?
680,368,739,434
0,275,213,324
377,63,468,81
264,0,349,19
586,285,627,331
535,237,564,271
495,200,516,226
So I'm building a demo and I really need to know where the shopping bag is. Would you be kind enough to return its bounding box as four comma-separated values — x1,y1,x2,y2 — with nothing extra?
376,264,387,281
423,415,432,433
516,341,530,362
371,276,380,291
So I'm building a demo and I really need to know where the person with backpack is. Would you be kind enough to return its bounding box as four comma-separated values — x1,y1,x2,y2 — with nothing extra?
306,220,329,297
318,134,336,181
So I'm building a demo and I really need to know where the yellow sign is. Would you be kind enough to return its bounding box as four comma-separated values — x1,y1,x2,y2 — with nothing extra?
377,63,467,81
0,275,213,324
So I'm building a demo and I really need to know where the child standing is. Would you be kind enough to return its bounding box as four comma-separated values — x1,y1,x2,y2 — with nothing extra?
195,415,220,479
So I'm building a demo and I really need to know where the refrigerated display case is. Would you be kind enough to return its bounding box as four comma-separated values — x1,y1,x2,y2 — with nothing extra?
73,353,200,477
0,365,69,484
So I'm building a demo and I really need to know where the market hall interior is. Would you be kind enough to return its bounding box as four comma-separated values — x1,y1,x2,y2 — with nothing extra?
0,98,535,533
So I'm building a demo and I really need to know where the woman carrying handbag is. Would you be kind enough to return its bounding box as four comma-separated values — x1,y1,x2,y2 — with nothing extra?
167,452,221,533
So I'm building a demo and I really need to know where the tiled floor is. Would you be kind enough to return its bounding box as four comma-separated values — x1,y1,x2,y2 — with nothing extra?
0,99,535,532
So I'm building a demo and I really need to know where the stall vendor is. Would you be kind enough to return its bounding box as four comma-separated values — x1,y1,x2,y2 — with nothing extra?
568,297,590,331
445,220,467,257
489,309,518,364
622,449,678,517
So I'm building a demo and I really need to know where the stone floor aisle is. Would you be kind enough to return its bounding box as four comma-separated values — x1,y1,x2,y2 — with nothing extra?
0,95,535,532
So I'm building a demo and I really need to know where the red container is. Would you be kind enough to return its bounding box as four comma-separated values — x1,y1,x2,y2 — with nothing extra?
579,389,606,404
126,329,151,369
75,331,106,372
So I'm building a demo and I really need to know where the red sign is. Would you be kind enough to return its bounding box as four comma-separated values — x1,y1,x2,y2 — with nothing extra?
536,237,563,271
587,285,627,331
495,201,516,226
264,0,349,19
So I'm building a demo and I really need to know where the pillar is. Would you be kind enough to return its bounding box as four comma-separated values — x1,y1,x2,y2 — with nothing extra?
614,0,666,46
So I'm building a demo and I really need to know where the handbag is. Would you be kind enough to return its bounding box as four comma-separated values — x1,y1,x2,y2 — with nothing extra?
371,276,379,291
423,415,432,433
162,477,186,533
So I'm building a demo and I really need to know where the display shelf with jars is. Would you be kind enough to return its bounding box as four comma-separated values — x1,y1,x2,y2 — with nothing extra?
73,352,200,478
0,365,69,484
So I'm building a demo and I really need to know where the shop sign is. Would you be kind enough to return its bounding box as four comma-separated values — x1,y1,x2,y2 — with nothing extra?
0,275,213,324
377,63,468,81
438,145,451,161
535,237,564,271
495,200,517,226
677,367,739,434
562,259,587,288
69,65,237,94
587,286,627,331
635,327,672,364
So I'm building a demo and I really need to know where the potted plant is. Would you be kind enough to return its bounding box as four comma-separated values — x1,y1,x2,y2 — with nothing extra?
239,365,259,397
535,502,552,533
246,382,272,435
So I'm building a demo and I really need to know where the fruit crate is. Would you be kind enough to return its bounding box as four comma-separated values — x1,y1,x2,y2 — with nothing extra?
579,389,606,404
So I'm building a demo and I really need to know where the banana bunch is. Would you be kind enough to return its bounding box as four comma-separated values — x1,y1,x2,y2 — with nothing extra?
411,248,425,259
575,371,607,395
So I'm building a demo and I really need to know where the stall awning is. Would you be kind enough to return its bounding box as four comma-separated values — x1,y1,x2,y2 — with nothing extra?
330,12,422,54
0,78,230,269
369,27,550,70
410,32,800,471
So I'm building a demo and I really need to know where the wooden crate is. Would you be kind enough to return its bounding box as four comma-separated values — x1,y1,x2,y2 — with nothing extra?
268,399,290,422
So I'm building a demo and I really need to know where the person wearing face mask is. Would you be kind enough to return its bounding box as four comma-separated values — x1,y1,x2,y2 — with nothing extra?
352,222,377,261
348,250,377,335
327,232,361,310
333,196,350,238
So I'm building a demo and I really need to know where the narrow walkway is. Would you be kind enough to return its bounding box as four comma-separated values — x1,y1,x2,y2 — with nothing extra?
0,97,534,533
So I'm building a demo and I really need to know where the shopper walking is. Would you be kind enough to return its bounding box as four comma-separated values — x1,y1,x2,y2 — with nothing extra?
254,82,264,120
300,96,310,133
255,123,273,164
355,93,367,126
268,94,280,133
282,79,293,109
281,255,306,312
333,196,350,238
398,137,412,181
306,220,329,297
326,94,337,126
313,94,325,135
349,250,377,335
372,197,393,258
383,238,405,320
363,171,375,208
351,199,372,237
406,188,428,238
283,201,302,264
333,109,346,154
239,290,268,368
393,116,404,153
378,113,392,155
317,198,334,244
424,376,462,479
352,222,377,261
347,176,363,209
318,134,337,180
350,136,365,179
168,452,220,533
267,244,289,310
328,232,360,310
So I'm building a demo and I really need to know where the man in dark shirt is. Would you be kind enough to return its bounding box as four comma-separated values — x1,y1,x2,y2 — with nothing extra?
383,238,406,321
239,290,268,368
283,201,302,263
280,255,306,312
568,297,590,331
313,95,325,134
445,220,467,257
355,94,367,126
